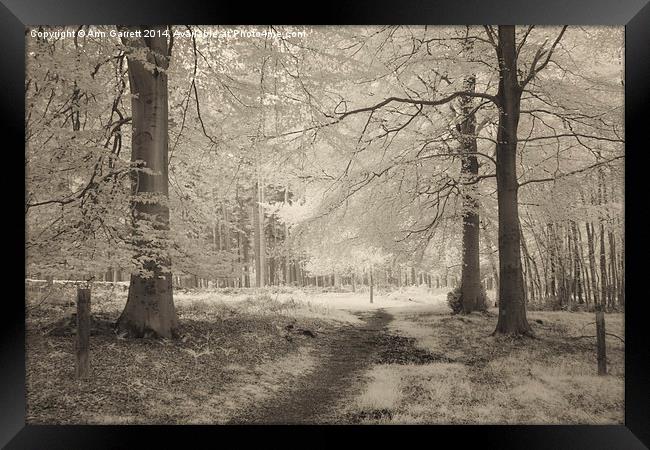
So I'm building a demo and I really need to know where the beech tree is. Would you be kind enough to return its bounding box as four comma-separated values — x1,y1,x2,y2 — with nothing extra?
490,25,537,334
457,74,484,313
116,26,178,338
318,25,621,334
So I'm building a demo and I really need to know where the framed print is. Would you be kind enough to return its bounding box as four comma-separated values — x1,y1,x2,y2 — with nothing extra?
2,0,649,447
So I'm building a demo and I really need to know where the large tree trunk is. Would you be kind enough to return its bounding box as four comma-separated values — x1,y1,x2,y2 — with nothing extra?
493,26,532,335
117,26,179,339
458,74,483,313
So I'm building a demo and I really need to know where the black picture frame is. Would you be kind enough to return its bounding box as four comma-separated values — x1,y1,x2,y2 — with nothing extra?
3,0,649,447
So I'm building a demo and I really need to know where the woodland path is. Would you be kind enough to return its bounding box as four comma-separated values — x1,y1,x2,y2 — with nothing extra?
228,308,396,424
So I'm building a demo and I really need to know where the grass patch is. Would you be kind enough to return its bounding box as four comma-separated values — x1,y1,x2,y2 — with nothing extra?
343,305,624,424
348,365,402,424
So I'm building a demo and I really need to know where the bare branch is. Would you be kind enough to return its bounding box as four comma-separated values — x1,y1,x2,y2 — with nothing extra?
518,155,624,188
520,26,568,88
516,25,535,56
336,91,496,122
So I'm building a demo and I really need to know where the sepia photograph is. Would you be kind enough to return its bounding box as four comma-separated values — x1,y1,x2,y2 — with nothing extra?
23,24,626,426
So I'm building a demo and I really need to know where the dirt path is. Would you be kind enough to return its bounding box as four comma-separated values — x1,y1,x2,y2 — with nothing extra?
228,308,393,424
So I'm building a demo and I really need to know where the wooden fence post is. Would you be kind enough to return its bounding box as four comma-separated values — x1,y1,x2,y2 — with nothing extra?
76,288,91,379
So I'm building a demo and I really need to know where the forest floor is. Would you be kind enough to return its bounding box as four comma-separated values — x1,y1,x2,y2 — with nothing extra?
338,303,624,424
25,283,624,424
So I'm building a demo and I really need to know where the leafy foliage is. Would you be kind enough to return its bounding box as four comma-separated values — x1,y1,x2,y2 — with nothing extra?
446,285,488,314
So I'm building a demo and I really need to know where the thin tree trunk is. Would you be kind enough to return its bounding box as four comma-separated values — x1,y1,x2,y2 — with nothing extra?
253,182,267,287
608,230,617,308
618,230,625,306
547,223,557,299
586,221,600,307
598,172,609,311
481,221,500,305
571,221,583,304
369,265,374,304
520,228,536,304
